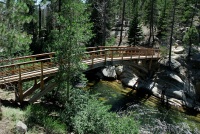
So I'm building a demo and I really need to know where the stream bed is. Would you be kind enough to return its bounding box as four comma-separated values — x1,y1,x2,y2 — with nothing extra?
88,80,200,133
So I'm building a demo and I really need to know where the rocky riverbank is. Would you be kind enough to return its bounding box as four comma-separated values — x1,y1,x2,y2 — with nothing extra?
94,45,200,111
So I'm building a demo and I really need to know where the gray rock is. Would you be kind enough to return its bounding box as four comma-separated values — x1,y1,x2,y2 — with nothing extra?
115,65,123,76
172,46,184,54
168,72,184,84
102,66,117,78
16,121,27,134
159,57,181,70
176,40,182,44
121,77,138,87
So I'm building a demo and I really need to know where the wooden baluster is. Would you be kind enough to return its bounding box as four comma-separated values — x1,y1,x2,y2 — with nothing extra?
149,49,153,70
91,52,94,68
111,50,113,64
138,49,141,60
11,65,15,75
131,49,133,60
40,62,44,90
31,57,35,71
104,49,107,65
121,50,124,61
18,65,23,102
146,49,148,59
100,47,102,57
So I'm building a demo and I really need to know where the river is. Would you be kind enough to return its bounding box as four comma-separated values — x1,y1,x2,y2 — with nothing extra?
87,80,200,133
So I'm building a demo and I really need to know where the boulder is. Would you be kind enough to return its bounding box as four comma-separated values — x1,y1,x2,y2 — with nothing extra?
176,40,182,44
16,121,27,134
168,72,184,84
121,76,138,87
172,46,184,54
159,57,181,70
115,65,123,76
102,66,117,78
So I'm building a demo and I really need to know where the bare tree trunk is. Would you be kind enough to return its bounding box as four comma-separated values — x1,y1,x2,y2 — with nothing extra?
118,0,126,46
39,4,41,38
102,0,106,46
148,0,154,47
168,0,177,68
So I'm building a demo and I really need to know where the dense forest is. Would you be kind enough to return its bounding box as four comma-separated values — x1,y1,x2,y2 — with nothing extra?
0,0,200,133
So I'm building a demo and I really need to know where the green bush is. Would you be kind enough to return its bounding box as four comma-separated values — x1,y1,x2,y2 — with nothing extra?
25,88,139,134
25,104,67,134
72,98,138,134
60,88,139,134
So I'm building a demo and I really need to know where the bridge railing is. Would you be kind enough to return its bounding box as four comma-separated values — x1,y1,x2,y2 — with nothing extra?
0,53,55,83
83,46,160,67
0,52,55,66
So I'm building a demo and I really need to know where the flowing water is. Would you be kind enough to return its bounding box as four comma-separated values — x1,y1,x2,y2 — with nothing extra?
87,80,200,133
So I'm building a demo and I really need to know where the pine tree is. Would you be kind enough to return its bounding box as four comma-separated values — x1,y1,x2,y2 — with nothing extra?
0,0,33,57
157,0,172,40
183,26,199,57
49,0,93,101
128,0,143,46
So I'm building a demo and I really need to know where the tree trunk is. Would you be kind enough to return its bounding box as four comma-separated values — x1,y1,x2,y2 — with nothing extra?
39,4,41,38
118,0,126,46
168,0,177,68
102,1,106,46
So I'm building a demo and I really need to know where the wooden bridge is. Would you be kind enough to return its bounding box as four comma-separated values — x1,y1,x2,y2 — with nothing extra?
0,46,160,103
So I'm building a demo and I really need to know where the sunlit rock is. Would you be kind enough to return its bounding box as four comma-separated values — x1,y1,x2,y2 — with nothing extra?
16,121,27,134
102,66,117,78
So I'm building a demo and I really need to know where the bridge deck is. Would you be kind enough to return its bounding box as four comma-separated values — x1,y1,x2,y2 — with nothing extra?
0,46,160,102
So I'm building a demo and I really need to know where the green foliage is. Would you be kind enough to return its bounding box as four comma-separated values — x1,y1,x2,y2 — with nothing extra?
0,0,34,57
128,0,143,46
157,0,172,39
128,13,143,46
25,104,67,134
48,0,93,100
159,45,168,57
60,88,139,133
106,36,116,46
73,98,138,134
143,0,158,26
1,106,24,121
183,26,199,46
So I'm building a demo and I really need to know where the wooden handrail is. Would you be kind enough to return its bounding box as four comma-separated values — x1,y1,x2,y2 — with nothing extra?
0,58,52,69
0,52,55,64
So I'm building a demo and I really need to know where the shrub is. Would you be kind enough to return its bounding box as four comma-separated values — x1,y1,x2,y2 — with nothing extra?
25,104,67,134
60,88,139,133
73,98,139,134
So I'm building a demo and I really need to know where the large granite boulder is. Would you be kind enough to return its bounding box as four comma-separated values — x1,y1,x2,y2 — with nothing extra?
102,66,117,78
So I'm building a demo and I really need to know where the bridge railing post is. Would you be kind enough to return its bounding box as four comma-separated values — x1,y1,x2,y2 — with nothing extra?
111,50,113,64
104,49,107,65
91,52,94,68
121,50,123,61
18,65,23,102
40,62,44,90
